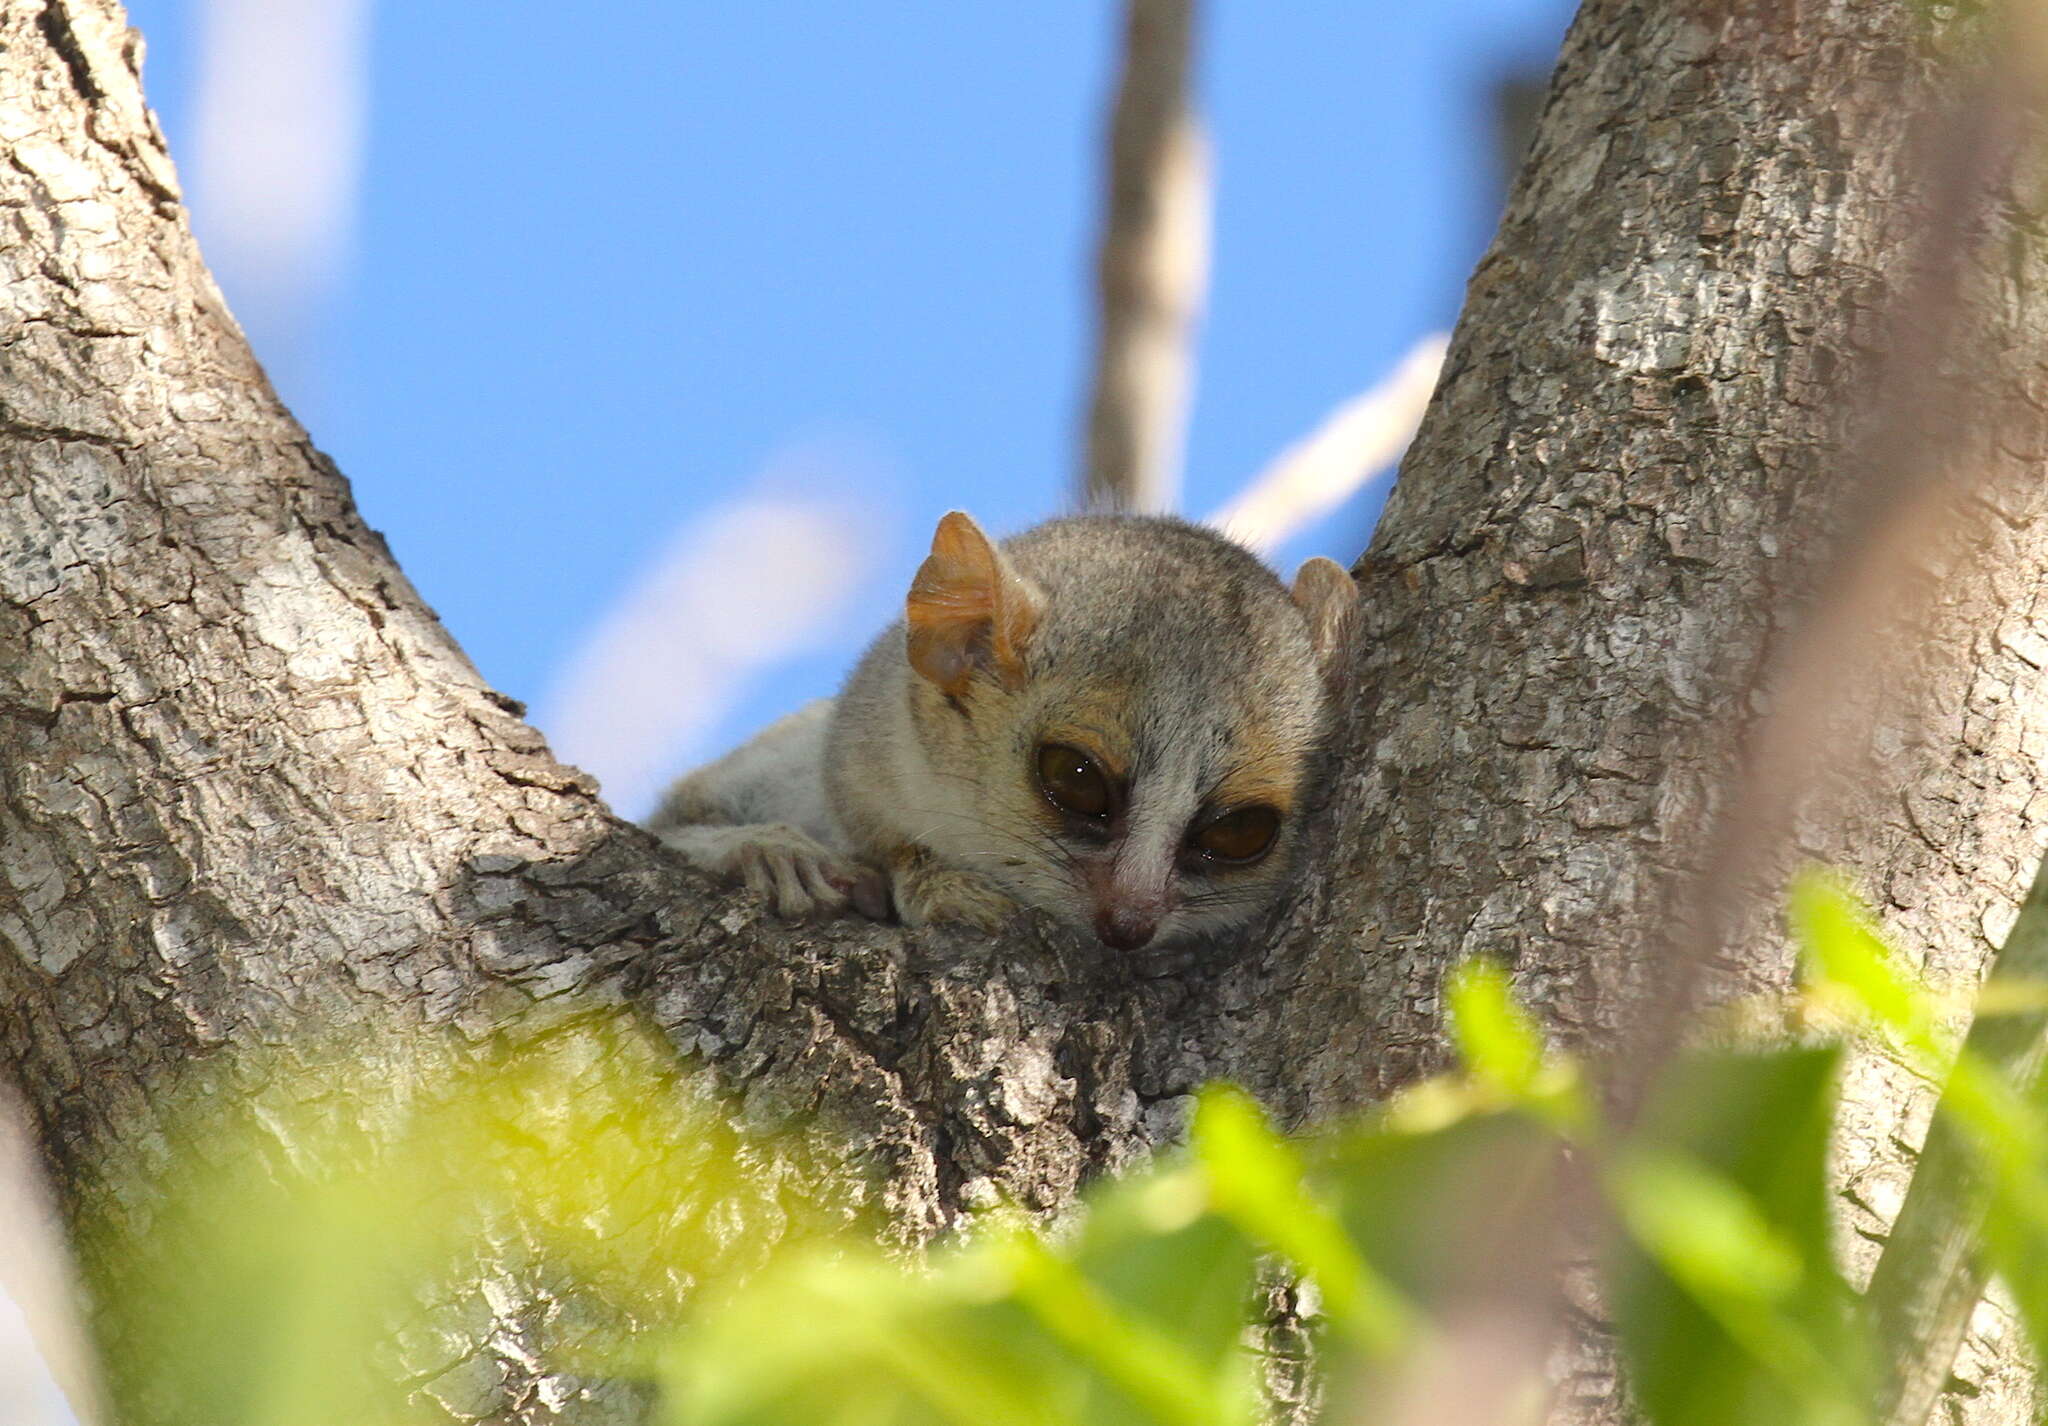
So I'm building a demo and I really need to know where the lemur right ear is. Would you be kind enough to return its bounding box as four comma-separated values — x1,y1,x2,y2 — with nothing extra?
906,511,1044,696
1290,556,1359,684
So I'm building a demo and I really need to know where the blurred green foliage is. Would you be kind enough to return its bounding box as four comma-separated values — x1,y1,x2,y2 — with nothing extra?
81,874,2048,1424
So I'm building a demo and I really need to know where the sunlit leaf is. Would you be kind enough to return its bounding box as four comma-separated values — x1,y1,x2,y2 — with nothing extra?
662,1251,1065,1426
1192,1086,1412,1356
83,1019,866,1426
1447,958,1546,1095
1612,1151,1802,1303
1065,1166,1263,1417
1953,1045,2048,1372
1305,1107,1561,1419
997,1227,1243,1426
1790,870,1938,1064
1442,958,1591,1132
1609,1047,1870,1426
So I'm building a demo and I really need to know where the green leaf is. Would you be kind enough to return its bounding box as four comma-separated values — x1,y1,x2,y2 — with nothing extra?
1790,870,1936,1060
1447,958,1546,1096
1048,1162,1265,1423
1955,1050,2048,1376
1791,869,2048,1403
1609,1048,1871,1426
1611,1152,1802,1302
1192,1086,1412,1355
1302,1106,1562,1419
1982,1185,2048,1388
661,1140,1273,1426
997,1227,1242,1426
1313,1108,1559,1311
1440,957,1590,1132
662,1252,1069,1426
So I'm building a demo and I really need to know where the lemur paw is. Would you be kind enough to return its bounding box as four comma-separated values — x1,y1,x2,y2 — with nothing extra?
658,823,888,921
888,848,1017,933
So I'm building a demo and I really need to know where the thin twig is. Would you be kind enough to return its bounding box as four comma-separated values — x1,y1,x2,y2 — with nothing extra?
1080,0,1208,514
1867,849,2048,1426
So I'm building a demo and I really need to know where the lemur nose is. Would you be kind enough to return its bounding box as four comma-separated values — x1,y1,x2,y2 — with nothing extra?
1093,906,1158,951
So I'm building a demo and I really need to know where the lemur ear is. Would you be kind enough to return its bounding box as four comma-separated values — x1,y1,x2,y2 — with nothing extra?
1290,556,1359,682
906,511,1044,695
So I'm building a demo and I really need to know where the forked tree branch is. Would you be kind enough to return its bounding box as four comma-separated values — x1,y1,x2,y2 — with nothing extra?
9,3,2048,1424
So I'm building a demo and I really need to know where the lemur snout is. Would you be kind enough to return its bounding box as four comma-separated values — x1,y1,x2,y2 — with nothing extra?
1093,903,1160,951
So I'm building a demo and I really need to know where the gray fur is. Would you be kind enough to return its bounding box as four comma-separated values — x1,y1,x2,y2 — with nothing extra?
651,513,1354,948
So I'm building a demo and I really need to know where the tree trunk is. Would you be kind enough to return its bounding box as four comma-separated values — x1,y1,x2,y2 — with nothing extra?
1,2,2042,1425
1207,0,2048,1419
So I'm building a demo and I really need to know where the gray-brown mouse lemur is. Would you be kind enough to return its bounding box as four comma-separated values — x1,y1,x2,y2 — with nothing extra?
646,510,1356,951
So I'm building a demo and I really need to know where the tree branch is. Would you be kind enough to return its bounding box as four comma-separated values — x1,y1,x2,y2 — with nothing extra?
8,3,2048,1424
1080,0,1208,513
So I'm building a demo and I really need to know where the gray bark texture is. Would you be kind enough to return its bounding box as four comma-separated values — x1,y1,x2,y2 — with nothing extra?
1,1,2044,1424
1222,0,2048,1419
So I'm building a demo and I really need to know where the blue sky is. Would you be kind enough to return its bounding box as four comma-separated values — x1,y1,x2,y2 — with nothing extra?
114,1,1574,816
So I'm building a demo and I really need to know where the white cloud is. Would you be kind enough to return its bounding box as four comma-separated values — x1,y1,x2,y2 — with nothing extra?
190,0,372,329
539,443,894,820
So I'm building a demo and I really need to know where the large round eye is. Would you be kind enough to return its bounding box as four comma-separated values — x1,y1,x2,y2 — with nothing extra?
1036,744,1113,820
1189,806,1280,864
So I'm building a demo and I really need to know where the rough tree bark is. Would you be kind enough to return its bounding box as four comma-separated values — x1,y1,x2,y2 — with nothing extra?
1212,1,2048,1419
1,3,2043,1426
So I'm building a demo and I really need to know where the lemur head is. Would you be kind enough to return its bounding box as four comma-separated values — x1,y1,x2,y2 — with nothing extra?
902,510,1356,951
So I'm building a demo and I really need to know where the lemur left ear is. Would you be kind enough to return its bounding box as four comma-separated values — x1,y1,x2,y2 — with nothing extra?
906,511,1044,696
1290,556,1359,683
